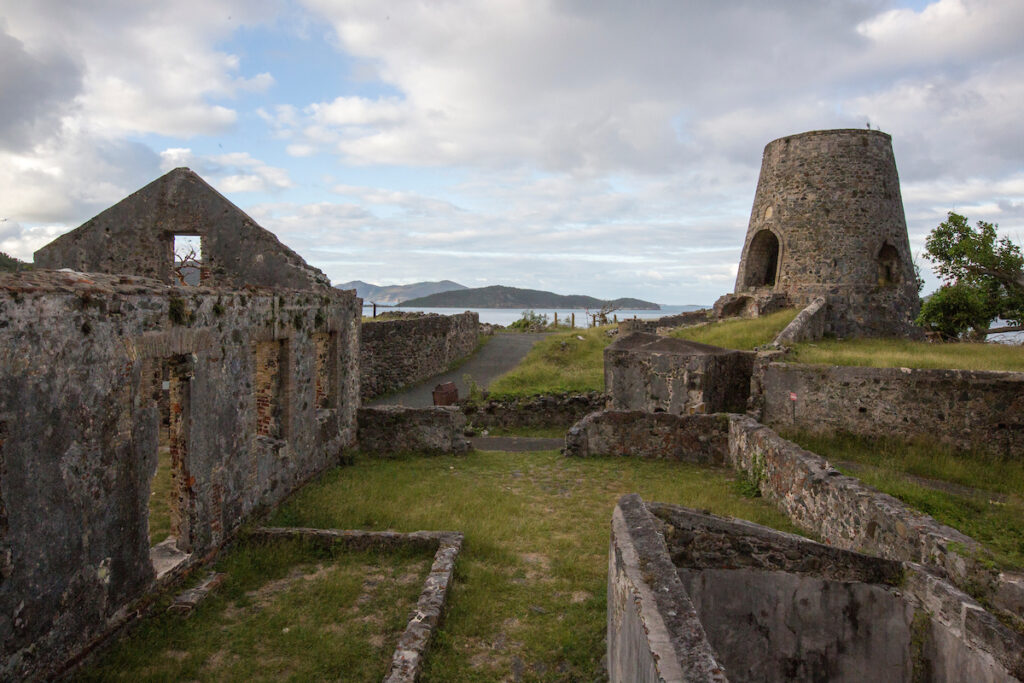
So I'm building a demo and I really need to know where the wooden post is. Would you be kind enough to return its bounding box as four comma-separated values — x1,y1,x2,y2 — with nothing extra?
614,314,618,323
554,312,558,327
571,313,575,328
372,302,377,318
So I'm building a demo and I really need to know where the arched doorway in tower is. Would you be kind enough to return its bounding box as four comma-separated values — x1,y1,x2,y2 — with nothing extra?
743,229,780,288
877,243,901,286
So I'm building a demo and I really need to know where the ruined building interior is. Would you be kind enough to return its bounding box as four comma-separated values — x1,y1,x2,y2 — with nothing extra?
2,131,1022,681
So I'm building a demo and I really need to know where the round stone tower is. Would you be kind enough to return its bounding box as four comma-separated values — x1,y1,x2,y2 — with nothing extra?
731,129,919,336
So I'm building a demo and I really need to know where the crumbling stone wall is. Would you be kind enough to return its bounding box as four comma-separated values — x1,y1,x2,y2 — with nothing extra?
610,497,1024,682
759,363,1024,458
729,129,920,338
461,391,606,430
34,168,331,291
0,271,359,680
360,312,479,400
357,406,469,455
564,411,728,464
605,333,754,415
726,414,1013,612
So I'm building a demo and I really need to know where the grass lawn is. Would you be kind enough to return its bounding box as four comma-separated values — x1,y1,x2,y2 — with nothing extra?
149,446,173,546
783,430,1024,569
487,326,616,397
670,308,799,350
787,337,1024,372
83,540,432,681
91,450,800,681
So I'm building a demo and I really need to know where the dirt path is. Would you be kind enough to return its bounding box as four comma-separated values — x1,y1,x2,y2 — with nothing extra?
369,332,550,408
470,436,565,452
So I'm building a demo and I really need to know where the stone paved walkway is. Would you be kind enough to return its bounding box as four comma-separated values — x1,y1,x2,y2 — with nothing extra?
369,332,550,408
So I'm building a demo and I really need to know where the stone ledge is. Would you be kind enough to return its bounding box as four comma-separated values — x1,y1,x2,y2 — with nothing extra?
250,526,464,683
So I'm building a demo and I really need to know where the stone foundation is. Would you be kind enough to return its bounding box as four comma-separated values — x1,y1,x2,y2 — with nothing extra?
358,406,470,455
610,495,1024,682
461,391,606,430
564,411,728,464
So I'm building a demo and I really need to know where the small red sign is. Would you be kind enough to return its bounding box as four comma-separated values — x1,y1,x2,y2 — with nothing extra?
789,392,798,401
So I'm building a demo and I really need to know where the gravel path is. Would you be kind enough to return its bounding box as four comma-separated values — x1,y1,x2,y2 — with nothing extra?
469,436,565,452
368,332,550,408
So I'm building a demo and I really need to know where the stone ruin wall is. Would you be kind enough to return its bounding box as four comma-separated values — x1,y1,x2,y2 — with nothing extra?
0,271,360,680
33,168,331,291
731,129,920,337
609,495,1024,682
758,362,1024,459
568,410,1024,620
360,312,479,401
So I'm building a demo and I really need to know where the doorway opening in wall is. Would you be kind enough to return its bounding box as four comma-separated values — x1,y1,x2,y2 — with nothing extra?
314,331,339,412
254,339,290,440
148,355,193,579
172,234,204,285
877,243,901,286
744,229,780,288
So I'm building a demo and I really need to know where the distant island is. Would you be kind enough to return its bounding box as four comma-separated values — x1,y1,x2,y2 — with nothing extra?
400,285,660,310
336,279,466,305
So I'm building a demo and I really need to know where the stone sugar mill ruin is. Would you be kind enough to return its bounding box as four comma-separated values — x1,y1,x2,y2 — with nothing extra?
2,130,1023,682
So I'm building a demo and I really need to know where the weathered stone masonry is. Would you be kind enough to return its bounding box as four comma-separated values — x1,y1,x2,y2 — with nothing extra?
758,362,1024,458
717,129,920,338
34,167,330,291
0,271,359,680
360,312,479,400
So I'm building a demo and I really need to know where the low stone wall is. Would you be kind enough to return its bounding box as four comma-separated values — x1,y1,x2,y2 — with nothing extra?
360,312,479,401
629,499,1024,682
726,414,1011,612
607,495,725,683
617,309,711,334
249,527,463,683
759,362,1024,458
564,411,729,464
358,406,470,455
461,392,606,429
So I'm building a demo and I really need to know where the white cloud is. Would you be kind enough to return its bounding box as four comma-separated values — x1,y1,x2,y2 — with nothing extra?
159,149,293,193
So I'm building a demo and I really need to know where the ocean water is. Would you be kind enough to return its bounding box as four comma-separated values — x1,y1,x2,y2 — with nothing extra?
362,304,705,327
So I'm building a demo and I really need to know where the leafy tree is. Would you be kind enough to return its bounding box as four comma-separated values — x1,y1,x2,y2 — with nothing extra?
916,212,1024,339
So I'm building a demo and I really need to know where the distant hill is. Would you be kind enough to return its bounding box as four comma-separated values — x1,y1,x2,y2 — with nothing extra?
400,285,660,310
336,279,467,304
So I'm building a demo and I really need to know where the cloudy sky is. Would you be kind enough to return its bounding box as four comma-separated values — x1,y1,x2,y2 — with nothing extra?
2,0,1023,305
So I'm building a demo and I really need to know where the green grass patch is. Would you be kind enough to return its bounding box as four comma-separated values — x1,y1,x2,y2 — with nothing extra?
82,539,432,681
787,337,1024,371
263,449,801,681
481,425,569,438
148,446,173,546
487,326,615,397
783,430,1024,569
670,308,799,349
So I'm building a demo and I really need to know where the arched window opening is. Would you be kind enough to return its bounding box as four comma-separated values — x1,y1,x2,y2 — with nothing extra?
744,230,780,289
877,243,900,286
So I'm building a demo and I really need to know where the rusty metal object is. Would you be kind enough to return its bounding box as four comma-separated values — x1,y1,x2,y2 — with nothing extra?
432,381,458,406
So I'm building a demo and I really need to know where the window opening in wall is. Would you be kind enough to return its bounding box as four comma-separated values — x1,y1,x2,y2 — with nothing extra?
146,355,193,577
877,243,901,286
254,340,290,439
173,234,204,285
744,229,780,288
314,332,339,411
